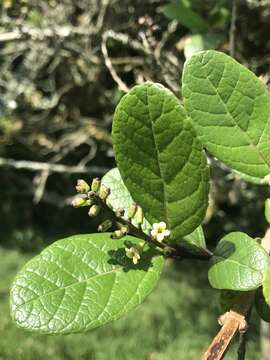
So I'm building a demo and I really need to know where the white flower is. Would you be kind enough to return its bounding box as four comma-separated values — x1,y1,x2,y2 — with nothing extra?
150,221,170,242
125,246,141,264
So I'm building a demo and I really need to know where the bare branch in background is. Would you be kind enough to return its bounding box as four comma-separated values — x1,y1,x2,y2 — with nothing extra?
0,157,108,174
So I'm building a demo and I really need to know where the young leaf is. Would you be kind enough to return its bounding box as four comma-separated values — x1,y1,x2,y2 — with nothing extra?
161,1,208,33
112,82,209,243
10,233,164,334
208,232,269,291
263,265,270,308
181,225,207,254
255,288,270,322
101,167,151,232
182,50,270,180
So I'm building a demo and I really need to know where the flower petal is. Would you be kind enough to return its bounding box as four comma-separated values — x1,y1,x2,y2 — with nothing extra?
152,223,159,230
156,233,164,242
159,221,167,230
164,230,170,237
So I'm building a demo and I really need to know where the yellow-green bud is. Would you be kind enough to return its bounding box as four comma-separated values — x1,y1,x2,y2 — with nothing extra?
120,225,129,235
75,179,90,193
91,177,101,192
265,199,270,224
112,230,123,239
88,204,100,217
98,220,113,232
127,203,137,219
134,206,143,225
99,184,110,200
72,196,90,208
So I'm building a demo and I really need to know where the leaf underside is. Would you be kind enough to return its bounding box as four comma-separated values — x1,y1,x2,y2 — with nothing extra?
183,50,270,181
112,82,209,243
102,167,206,252
102,167,151,233
208,232,269,291
10,234,164,334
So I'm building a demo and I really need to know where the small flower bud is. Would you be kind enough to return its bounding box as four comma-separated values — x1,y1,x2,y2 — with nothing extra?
91,177,101,192
75,179,90,193
134,206,143,225
88,205,100,217
72,196,90,208
111,230,123,239
116,208,125,218
120,225,129,235
99,184,111,200
127,203,137,220
98,220,113,232
265,199,270,224
264,174,270,185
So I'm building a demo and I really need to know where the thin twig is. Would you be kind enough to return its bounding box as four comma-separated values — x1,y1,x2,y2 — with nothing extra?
237,331,247,360
0,157,108,174
101,32,129,93
89,191,212,260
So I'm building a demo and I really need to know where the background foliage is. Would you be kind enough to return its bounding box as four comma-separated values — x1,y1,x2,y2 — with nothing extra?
0,0,270,358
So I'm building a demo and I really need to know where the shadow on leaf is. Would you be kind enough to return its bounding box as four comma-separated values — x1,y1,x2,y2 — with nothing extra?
107,244,163,272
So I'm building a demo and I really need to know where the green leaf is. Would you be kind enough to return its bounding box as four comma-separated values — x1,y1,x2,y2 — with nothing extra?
101,167,151,233
10,233,164,334
112,82,209,243
263,265,270,307
255,288,270,322
233,169,266,185
181,225,207,253
161,1,208,33
182,50,270,180
208,232,269,291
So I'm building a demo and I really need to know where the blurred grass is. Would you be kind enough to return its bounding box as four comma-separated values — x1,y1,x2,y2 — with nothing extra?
0,246,261,360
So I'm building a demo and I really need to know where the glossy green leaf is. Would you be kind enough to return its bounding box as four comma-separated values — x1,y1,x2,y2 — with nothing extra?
10,233,164,334
101,167,151,233
255,288,270,322
182,50,270,180
181,225,207,254
208,232,269,291
102,167,206,253
112,82,209,243
263,265,270,307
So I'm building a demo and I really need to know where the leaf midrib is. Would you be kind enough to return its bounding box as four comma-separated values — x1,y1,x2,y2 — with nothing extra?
14,266,124,308
213,255,263,276
146,86,169,226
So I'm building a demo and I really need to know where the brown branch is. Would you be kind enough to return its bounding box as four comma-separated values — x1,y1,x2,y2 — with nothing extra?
201,229,270,360
201,293,255,360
